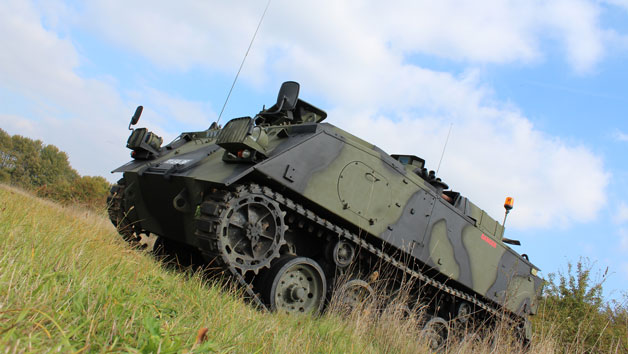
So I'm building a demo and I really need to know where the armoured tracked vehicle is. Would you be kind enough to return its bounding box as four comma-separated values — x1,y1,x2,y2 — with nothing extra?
108,81,543,344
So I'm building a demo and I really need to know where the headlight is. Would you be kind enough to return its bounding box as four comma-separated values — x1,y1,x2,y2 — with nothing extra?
250,126,268,147
251,126,262,141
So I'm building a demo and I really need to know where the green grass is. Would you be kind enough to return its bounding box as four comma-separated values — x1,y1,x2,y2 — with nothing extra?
0,184,430,353
0,184,579,353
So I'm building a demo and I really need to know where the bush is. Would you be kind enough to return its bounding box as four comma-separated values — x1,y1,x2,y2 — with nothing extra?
534,258,627,352
0,128,110,210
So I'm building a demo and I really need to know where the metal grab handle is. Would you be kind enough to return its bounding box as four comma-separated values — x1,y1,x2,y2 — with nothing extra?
365,172,380,183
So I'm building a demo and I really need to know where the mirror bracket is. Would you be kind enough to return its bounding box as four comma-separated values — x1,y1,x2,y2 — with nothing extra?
129,105,144,130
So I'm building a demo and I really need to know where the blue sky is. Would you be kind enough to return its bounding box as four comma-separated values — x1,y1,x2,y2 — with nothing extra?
1,0,627,301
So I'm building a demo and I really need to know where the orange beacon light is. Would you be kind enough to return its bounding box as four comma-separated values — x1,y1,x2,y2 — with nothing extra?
502,197,514,228
504,197,514,211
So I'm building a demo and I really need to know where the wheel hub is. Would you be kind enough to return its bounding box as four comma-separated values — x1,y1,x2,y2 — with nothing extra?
214,192,286,274
456,302,471,323
245,222,265,247
261,256,326,314
287,284,307,302
331,240,355,268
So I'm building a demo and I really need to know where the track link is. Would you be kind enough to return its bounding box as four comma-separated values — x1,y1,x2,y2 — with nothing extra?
194,185,270,309
106,178,139,242
196,183,521,327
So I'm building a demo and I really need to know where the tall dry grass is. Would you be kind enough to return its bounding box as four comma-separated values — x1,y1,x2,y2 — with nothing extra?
0,184,613,353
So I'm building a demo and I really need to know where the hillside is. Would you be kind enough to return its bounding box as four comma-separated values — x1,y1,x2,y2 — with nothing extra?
1,184,620,353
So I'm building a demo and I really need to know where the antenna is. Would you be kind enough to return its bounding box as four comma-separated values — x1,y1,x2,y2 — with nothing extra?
436,123,453,174
216,0,272,124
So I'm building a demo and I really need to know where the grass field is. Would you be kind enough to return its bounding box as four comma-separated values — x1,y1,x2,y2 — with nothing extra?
0,184,570,353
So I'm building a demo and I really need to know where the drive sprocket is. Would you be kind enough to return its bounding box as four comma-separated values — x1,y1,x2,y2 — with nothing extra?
196,184,287,274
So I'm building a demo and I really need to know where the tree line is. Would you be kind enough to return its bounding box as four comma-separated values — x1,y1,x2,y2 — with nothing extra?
0,128,110,209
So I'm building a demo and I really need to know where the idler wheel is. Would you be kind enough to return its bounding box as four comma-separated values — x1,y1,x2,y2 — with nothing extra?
216,193,286,274
260,256,326,314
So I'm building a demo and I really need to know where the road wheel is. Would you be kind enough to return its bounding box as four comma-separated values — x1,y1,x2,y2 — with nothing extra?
335,279,374,311
259,255,326,314
422,316,449,351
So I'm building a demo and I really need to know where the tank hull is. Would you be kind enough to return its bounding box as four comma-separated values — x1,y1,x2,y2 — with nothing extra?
113,122,542,317
109,83,543,343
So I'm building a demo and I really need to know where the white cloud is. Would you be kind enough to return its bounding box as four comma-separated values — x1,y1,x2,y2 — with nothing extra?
82,1,269,75
0,0,614,230
338,107,609,229
542,0,604,74
83,0,607,74
125,88,216,141
617,203,628,224
0,114,37,135
604,0,628,11
354,0,604,73
614,130,628,142
0,0,216,180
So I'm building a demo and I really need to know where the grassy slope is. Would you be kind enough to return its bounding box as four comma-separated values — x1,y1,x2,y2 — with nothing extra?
0,185,429,353
1,184,558,353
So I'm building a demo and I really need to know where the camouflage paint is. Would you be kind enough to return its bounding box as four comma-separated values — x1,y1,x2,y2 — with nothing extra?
113,104,542,318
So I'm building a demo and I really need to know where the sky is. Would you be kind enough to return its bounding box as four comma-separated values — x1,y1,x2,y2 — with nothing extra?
1,0,627,301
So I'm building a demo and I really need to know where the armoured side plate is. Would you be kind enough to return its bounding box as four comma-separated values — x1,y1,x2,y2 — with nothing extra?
338,161,391,223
